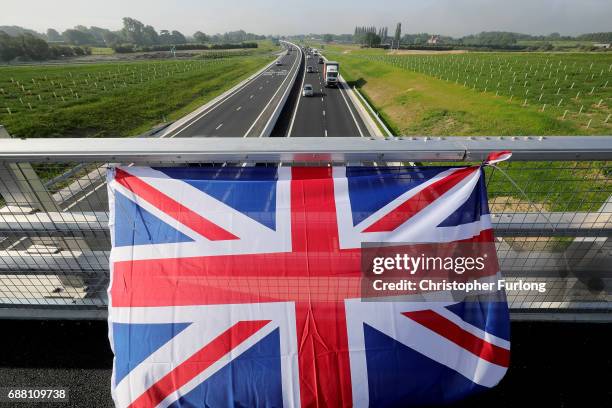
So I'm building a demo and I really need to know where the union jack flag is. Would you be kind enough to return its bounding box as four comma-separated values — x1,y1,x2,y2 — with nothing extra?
107,164,510,408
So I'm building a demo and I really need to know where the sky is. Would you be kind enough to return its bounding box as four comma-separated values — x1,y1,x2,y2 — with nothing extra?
3,0,611,37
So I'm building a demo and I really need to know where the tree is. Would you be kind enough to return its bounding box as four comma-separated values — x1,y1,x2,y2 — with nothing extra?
194,31,208,43
394,22,401,47
21,33,50,59
159,30,172,45
577,32,612,42
171,30,187,44
323,33,333,43
88,26,113,44
0,31,51,61
364,32,381,47
461,32,518,46
62,29,96,45
121,17,145,45
142,25,159,45
102,31,121,46
353,26,385,46
46,28,62,42
0,31,22,61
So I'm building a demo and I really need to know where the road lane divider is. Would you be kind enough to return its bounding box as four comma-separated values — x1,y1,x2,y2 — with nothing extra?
159,51,282,138
318,53,374,137
287,45,308,137
247,41,303,138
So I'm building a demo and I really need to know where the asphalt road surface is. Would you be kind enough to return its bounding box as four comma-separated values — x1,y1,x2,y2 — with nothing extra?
0,320,609,407
172,43,300,138
287,51,368,137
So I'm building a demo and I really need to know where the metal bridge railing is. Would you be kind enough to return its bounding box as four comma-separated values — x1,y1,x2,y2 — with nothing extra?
0,130,611,321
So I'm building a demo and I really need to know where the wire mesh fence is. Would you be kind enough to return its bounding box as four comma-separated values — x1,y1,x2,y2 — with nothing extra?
0,142,610,319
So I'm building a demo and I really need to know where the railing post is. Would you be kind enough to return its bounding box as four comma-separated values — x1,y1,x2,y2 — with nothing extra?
0,125,87,292
0,126,60,214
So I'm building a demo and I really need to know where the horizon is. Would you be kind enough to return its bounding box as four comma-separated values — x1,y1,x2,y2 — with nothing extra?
3,0,612,38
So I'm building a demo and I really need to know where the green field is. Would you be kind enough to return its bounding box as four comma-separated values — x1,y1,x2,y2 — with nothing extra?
0,53,273,138
318,45,612,212
325,46,611,136
516,40,596,49
90,47,115,55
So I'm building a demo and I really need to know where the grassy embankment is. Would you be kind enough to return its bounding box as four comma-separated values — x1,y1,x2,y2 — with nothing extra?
322,45,611,214
0,45,276,138
325,45,611,136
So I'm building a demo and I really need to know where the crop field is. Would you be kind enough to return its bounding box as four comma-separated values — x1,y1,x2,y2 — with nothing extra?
0,54,272,138
327,46,611,135
365,53,610,131
320,46,612,212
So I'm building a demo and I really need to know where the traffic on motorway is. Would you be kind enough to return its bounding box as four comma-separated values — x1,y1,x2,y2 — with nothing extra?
163,42,370,138
288,45,368,137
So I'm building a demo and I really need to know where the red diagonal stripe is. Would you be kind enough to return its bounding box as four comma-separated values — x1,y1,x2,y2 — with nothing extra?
128,320,270,408
115,168,238,241
363,166,478,232
402,310,510,367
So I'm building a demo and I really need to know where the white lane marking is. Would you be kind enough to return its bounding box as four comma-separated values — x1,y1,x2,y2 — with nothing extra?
250,95,254,99
236,106,242,111
244,41,301,138
64,181,106,211
323,110,326,116
321,97,324,102
338,79,365,137
259,86,263,90
215,123,223,130
164,58,277,137
287,47,307,138
325,129,328,137
319,53,364,137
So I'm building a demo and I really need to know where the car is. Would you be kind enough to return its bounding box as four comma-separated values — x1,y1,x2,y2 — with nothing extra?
306,54,311,59
318,57,324,64
275,60,282,66
306,66,314,73
302,84,314,97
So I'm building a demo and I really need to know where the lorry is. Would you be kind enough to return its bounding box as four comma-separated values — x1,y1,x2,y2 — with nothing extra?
323,61,339,87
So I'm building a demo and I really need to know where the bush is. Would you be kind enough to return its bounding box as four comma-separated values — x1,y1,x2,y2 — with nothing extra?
49,45,75,58
0,31,93,61
112,43,135,53
397,45,455,51
112,42,258,53
0,32,50,61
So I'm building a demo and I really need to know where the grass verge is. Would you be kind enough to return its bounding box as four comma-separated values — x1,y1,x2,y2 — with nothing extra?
0,55,273,138
324,45,611,212
327,50,607,136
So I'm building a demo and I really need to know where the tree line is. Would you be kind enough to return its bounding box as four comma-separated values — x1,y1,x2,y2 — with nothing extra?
0,31,91,62
348,27,612,49
352,24,401,47
353,26,386,46
0,18,267,61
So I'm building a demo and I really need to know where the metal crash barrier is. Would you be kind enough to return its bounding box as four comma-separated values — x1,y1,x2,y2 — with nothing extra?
0,128,611,321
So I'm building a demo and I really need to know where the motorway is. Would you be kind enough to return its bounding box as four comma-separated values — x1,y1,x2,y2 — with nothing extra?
167,41,370,138
287,52,368,137
168,42,301,138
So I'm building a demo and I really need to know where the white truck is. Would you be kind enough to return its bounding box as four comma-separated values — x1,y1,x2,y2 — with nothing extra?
323,61,339,87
